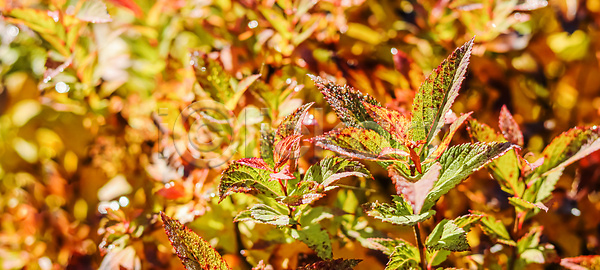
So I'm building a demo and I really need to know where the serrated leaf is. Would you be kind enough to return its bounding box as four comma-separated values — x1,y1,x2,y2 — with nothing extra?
363,195,435,226
508,197,548,212
361,238,413,256
245,204,297,226
427,112,473,161
468,119,524,196
281,180,324,206
161,212,230,270
453,212,485,232
297,258,362,270
532,168,564,203
291,225,333,259
499,105,524,146
389,163,441,214
517,226,542,253
312,127,391,160
535,126,600,176
422,142,515,212
218,160,282,201
477,213,516,246
561,255,600,270
362,101,411,145
426,219,469,252
385,242,420,270
76,0,112,23
310,75,380,128
276,102,313,140
409,39,473,146
304,157,370,187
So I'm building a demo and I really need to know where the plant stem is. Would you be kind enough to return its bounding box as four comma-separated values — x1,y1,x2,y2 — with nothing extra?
413,223,428,270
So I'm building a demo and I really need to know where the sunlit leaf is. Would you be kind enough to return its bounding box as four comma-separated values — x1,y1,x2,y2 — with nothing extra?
218,160,283,201
535,126,600,176
453,212,485,232
422,142,514,212
363,195,435,226
361,238,412,256
362,101,411,145
303,157,370,187
476,212,516,246
310,75,380,128
427,112,473,161
561,255,600,270
312,127,391,160
426,219,469,252
410,39,474,147
385,242,420,270
161,212,230,270
235,204,296,226
499,105,524,146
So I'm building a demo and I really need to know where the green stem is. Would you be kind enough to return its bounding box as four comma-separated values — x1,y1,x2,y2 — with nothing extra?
413,224,428,270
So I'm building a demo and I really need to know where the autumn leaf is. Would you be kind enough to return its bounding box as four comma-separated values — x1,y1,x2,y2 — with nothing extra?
499,105,524,146
161,212,230,270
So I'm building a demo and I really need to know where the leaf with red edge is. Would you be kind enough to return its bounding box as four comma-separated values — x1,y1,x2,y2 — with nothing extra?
76,0,112,23
409,38,473,146
276,102,313,140
218,161,283,202
310,75,380,128
499,105,524,146
237,157,272,171
156,182,187,200
535,126,600,176
274,134,302,169
161,212,230,270
297,258,362,270
561,255,600,270
388,163,441,214
312,127,391,160
362,195,435,226
427,112,473,161
362,101,411,145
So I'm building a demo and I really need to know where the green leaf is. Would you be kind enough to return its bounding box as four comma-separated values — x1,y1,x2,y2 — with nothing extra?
499,105,524,146
425,219,469,252
535,126,600,176
389,163,441,214
517,227,546,264
467,119,524,196
477,212,516,246
363,195,435,226
508,197,548,212
312,127,391,160
409,39,474,146
428,249,451,267
76,0,112,23
304,157,370,187
218,159,282,201
310,75,381,128
297,258,362,270
531,168,564,203
259,7,292,40
192,55,234,104
422,142,515,212
236,204,296,226
160,212,230,270
385,242,420,270
453,212,485,232
291,225,333,259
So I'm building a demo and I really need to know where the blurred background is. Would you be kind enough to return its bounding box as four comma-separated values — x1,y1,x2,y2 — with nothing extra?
1,0,600,269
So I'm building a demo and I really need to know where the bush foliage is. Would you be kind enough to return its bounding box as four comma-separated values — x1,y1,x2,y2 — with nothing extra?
2,0,600,269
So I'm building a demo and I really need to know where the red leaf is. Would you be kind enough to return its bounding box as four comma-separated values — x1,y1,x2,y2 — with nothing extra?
156,182,186,200
362,101,411,145
499,105,524,146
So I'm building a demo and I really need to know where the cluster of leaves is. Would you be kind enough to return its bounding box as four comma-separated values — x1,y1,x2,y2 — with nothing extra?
3,0,600,269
